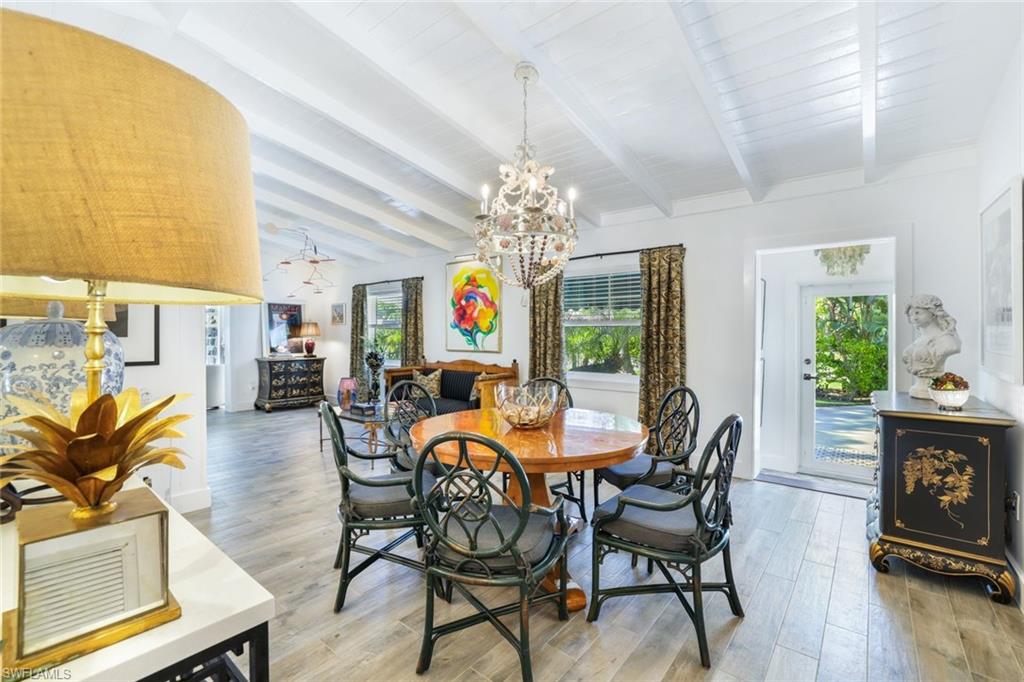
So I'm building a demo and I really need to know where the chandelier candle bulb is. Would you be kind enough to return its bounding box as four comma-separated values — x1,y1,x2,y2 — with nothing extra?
481,184,490,214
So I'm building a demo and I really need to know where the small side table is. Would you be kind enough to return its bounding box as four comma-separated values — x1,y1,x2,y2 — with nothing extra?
318,404,390,467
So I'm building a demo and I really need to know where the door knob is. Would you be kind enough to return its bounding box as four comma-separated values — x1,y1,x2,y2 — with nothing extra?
802,373,818,381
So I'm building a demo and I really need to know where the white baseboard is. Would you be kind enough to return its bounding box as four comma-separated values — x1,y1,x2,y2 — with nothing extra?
170,485,212,514
226,400,255,413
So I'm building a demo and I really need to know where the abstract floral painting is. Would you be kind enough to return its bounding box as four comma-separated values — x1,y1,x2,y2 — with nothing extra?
446,259,501,352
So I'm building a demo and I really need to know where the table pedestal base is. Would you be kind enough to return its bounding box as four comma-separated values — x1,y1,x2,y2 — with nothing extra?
508,472,587,612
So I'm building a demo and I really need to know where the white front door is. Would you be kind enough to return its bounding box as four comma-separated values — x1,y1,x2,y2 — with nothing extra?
799,283,893,482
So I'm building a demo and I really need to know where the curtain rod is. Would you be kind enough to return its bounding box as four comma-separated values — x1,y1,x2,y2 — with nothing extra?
569,244,684,262
355,276,423,288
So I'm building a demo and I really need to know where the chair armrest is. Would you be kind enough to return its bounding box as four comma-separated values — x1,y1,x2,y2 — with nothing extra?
596,487,699,529
339,465,411,488
531,494,569,536
383,365,422,391
346,444,396,461
529,494,565,516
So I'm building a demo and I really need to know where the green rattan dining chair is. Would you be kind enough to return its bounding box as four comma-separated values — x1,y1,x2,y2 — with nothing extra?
412,431,570,682
592,385,700,510
385,379,437,472
321,401,437,612
588,414,744,669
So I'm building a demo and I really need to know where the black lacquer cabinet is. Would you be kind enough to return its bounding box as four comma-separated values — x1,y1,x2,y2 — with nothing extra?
868,391,1016,603
254,357,326,412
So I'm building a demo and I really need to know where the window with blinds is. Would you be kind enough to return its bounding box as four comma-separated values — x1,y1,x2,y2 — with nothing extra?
563,271,642,376
368,285,403,363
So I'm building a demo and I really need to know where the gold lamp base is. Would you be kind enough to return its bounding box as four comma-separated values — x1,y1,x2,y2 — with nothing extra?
1,593,181,675
6,487,180,676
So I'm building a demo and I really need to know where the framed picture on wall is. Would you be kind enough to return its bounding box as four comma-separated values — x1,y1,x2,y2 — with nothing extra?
265,302,303,355
331,303,346,325
445,257,502,353
110,304,160,366
979,177,1023,384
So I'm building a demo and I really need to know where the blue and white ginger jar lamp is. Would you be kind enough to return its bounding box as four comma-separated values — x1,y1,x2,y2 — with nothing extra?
0,302,125,443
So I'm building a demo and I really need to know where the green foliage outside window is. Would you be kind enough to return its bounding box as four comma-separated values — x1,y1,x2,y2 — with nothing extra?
815,295,888,402
370,294,402,362
563,272,642,376
564,320,641,375
372,328,402,361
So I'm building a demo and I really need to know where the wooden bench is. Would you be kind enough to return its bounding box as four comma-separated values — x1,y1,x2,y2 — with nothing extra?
383,359,519,411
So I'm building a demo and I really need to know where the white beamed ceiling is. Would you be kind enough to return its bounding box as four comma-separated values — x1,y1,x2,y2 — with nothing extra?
8,1,1021,262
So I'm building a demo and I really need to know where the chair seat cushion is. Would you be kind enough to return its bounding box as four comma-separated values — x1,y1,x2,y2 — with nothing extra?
348,471,435,519
598,454,674,489
593,484,708,552
436,505,556,572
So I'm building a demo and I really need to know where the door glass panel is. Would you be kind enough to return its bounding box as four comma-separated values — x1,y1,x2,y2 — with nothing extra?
813,295,888,473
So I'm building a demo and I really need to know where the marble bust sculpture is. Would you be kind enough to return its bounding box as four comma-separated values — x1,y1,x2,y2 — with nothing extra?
901,294,961,398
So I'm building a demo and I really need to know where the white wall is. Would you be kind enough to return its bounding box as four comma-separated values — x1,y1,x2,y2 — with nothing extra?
124,305,210,513
976,30,1024,597
324,251,527,397
334,157,982,483
759,241,895,473
225,248,344,410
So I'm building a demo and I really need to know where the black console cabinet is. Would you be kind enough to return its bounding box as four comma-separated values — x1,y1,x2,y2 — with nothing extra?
868,391,1016,603
254,357,325,412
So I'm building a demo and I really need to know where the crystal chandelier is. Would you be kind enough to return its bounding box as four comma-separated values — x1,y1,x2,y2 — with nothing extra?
475,62,578,289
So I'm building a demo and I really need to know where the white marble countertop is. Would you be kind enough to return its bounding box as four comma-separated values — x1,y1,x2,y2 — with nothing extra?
1,482,275,681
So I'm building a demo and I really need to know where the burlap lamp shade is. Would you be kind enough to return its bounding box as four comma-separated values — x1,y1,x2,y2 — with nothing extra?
0,297,117,321
0,10,263,305
1,9,262,401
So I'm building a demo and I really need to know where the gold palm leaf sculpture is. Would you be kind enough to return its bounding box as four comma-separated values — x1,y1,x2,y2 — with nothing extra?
1,388,190,519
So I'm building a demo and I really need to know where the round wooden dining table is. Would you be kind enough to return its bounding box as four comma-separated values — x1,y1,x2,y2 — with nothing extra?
409,407,649,611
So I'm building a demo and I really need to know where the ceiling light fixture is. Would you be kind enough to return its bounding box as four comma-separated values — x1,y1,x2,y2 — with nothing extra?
475,62,578,289
263,230,337,298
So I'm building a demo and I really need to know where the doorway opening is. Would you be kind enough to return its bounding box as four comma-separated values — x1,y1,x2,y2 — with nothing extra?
756,238,895,485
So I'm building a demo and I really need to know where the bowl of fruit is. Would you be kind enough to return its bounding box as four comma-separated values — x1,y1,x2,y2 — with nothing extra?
928,373,970,411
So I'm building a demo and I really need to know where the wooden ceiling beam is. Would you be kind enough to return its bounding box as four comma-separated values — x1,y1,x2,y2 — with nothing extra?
858,1,879,183
251,155,456,251
244,112,476,235
293,2,601,228
667,2,764,203
176,10,480,198
252,187,413,259
457,2,674,218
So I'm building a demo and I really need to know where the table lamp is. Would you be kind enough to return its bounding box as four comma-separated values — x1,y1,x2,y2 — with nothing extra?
298,321,321,356
0,10,262,670
0,299,123,444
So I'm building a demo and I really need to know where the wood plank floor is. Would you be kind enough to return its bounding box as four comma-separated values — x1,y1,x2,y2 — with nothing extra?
186,408,1024,681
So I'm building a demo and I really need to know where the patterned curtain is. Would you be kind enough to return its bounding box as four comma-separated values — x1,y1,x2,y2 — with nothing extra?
638,245,686,446
350,284,368,400
401,277,424,366
529,273,565,381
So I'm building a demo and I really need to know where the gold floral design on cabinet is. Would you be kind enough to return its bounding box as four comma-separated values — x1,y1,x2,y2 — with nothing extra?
902,446,973,528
